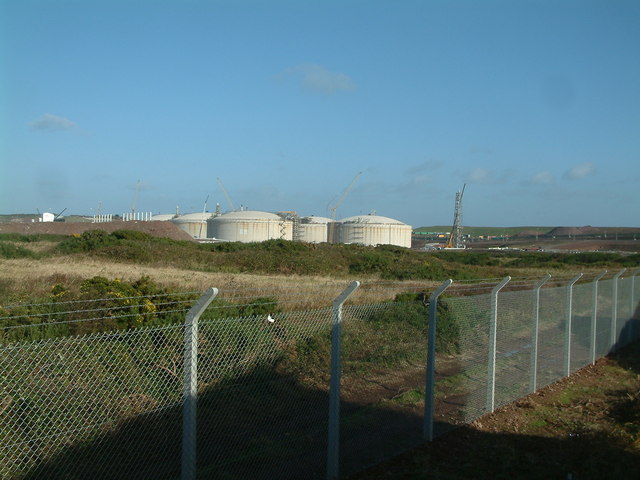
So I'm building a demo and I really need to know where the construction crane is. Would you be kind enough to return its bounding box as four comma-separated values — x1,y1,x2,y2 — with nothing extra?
216,178,236,212
130,179,141,215
445,184,466,249
327,171,362,243
54,208,67,221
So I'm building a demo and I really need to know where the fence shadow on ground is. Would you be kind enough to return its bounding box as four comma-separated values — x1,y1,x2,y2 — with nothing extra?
18,364,443,480
347,420,640,480
348,341,640,480
11,300,640,480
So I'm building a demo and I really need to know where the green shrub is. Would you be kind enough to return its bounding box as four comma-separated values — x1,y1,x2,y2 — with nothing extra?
206,242,249,253
0,276,196,342
57,230,117,253
0,233,64,243
0,242,38,259
110,230,153,241
620,253,640,267
365,292,460,354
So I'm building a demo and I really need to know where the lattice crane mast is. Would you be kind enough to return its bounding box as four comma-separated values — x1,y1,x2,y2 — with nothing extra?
445,184,466,249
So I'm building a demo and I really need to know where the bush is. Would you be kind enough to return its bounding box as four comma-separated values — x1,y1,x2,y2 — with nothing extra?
206,242,249,253
110,230,153,241
57,230,118,253
0,233,64,243
0,242,38,259
366,292,460,354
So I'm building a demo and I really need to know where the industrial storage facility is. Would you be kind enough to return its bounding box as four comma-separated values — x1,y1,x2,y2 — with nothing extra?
151,208,411,247
170,213,210,239
298,216,332,244
207,210,292,243
151,214,176,221
335,214,412,248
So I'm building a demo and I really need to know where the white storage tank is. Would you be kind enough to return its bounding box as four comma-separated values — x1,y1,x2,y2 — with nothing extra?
207,210,292,242
298,216,332,243
336,214,412,248
170,212,211,239
150,213,176,221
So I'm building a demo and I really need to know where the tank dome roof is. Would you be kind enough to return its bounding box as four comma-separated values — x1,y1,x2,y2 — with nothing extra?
212,210,282,221
339,214,409,226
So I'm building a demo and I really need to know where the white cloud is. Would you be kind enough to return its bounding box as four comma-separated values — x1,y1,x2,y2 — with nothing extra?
393,175,432,193
564,162,596,180
282,64,357,94
30,113,79,132
530,171,555,185
465,167,491,184
405,160,443,175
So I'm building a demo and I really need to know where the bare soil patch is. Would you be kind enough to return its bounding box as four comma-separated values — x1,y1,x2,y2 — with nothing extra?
0,220,194,241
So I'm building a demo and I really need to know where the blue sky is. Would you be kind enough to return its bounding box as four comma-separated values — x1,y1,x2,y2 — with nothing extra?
1,0,639,227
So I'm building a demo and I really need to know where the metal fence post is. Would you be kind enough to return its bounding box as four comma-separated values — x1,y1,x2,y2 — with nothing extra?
327,281,360,480
610,269,626,352
530,274,551,393
487,276,510,414
182,288,218,480
564,274,583,377
424,279,453,442
630,268,640,343
590,271,608,364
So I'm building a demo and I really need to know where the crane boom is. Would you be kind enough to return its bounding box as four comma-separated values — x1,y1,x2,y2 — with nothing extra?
328,171,362,243
131,179,141,215
216,178,236,212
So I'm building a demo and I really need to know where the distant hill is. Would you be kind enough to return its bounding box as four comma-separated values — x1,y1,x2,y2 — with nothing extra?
414,226,554,236
414,226,640,237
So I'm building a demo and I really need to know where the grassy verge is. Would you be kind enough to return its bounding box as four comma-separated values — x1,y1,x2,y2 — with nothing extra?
2,231,638,289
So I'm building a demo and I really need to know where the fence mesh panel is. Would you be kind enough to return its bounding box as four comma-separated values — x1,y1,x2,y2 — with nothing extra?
494,289,535,410
339,302,427,477
1,324,185,479
534,285,566,390
597,279,615,357
195,307,333,480
436,293,491,434
633,276,640,340
617,277,633,348
1,275,639,480
571,282,593,372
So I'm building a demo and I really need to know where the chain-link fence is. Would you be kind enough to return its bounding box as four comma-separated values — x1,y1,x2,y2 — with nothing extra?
1,270,639,479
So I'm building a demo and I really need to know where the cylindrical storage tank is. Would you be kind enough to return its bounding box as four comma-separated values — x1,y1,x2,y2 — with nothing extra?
298,216,331,243
336,214,412,248
170,213,211,239
207,210,292,242
151,214,176,221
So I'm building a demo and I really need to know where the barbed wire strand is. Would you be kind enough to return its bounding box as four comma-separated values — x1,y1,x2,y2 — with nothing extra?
2,290,201,310
1,307,192,331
